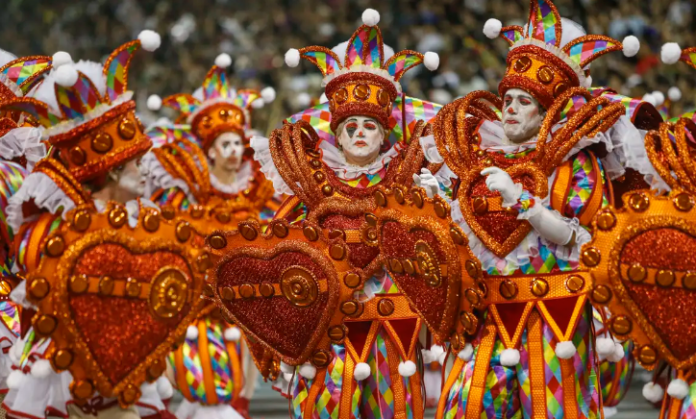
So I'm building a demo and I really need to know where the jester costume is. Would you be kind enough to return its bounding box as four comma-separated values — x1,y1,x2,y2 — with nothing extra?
580,43,696,419
428,1,648,417
0,32,206,419
140,59,279,419
210,10,445,418
0,51,55,399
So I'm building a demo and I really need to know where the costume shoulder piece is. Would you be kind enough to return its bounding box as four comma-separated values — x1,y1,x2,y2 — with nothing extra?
145,124,213,204
268,119,429,209
23,201,207,407
434,88,625,257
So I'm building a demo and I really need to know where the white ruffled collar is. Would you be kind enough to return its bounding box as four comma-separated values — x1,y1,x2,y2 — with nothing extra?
209,160,253,195
318,140,404,181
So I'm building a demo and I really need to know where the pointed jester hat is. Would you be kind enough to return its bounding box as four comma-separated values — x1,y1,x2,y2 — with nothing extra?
484,0,640,109
0,30,161,182
152,53,275,151
284,9,440,132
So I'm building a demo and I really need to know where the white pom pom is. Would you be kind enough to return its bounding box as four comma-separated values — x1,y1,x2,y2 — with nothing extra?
55,65,79,87
398,360,417,377
147,94,162,111
622,35,640,57
607,342,625,363
669,86,682,102
156,377,173,399
285,49,301,67
458,343,474,361
642,382,665,404
215,53,232,69
500,348,520,366
596,337,615,359
483,19,503,40
662,43,683,65
652,91,665,107
319,93,328,103
186,325,199,340
138,30,161,52
603,406,618,418
7,370,24,390
555,341,577,359
30,359,53,378
362,9,381,27
424,52,440,71
251,99,265,109
667,378,689,400
582,75,593,88
642,93,656,106
299,363,316,380
430,345,445,359
261,87,276,103
354,362,371,381
51,51,73,68
224,327,241,342
297,92,311,108
280,361,294,375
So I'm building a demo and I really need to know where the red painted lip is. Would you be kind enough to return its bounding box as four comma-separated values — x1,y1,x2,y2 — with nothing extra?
505,119,519,125
354,140,368,147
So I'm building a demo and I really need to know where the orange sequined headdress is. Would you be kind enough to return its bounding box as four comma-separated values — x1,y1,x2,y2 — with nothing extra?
484,0,639,109
284,9,440,132
0,31,161,182
155,54,275,151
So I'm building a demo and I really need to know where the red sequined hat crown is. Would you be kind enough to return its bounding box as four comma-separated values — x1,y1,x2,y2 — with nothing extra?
0,31,162,182
285,9,439,132
156,54,275,151
484,0,639,109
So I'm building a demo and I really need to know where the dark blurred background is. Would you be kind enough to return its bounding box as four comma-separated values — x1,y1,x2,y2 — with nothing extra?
1,0,695,131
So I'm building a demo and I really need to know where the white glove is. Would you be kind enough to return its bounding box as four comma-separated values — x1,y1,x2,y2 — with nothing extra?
526,208,576,246
480,167,522,207
413,168,440,198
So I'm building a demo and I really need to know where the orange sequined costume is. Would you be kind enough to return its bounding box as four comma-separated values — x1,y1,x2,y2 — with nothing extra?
0,51,54,398
581,44,696,419
429,1,647,417
208,10,453,419
0,32,206,419
140,61,278,419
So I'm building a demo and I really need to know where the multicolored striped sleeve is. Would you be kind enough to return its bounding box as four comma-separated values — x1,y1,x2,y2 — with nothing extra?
14,213,63,274
551,149,609,227
150,187,192,211
273,196,307,225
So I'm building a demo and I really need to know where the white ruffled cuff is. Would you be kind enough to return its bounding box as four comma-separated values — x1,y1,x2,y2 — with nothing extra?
7,172,76,233
250,135,294,196
140,151,192,202
0,127,46,171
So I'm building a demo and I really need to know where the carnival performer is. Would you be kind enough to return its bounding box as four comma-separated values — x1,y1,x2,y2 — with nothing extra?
140,55,279,419
0,31,187,419
246,9,443,418
620,40,696,419
429,1,644,416
0,50,55,407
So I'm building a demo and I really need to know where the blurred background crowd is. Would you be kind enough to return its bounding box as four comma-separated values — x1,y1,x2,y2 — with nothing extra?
1,0,695,133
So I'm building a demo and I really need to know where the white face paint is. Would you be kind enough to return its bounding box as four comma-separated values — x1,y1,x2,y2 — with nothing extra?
336,116,384,166
209,131,244,172
116,158,145,199
502,88,544,144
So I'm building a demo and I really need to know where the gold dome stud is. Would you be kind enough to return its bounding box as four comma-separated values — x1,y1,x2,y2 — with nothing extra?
45,236,65,257
91,133,113,153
